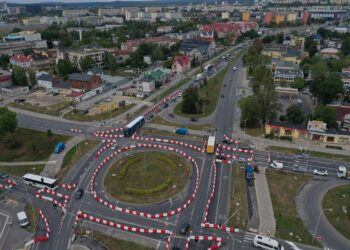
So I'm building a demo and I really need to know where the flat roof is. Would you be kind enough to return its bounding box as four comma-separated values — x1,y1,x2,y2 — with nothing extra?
208,135,216,145
125,116,144,129
22,173,57,184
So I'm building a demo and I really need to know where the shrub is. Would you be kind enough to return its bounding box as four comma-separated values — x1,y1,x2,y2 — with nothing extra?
265,132,274,139
280,136,293,141
118,157,142,180
46,129,53,137
279,115,286,121
5,134,22,149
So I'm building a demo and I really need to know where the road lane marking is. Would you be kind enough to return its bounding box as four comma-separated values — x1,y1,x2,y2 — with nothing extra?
0,212,9,240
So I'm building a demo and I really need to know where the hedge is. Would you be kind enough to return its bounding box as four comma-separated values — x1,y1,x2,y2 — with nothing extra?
118,157,142,180
124,178,173,195
280,136,293,141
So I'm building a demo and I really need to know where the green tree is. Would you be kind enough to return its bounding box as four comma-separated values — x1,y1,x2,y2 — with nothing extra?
314,105,337,128
163,59,172,69
341,37,350,56
0,54,9,69
57,59,75,79
79,57,95,72
12,66,28,86
286,105,305,124
0,107,17,136
292,76,304,90
151,46,164,65
311,72,344,104
28,69,36,86
308,42,318,57
239,95,262,128
104,53,117,73
46,129,53,137
181,87,199,114
276,32,284,44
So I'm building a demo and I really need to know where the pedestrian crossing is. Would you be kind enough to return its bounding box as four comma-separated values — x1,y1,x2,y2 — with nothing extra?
243,232,256,244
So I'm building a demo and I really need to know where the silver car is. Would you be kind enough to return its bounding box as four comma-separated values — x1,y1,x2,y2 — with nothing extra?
313,169,328,176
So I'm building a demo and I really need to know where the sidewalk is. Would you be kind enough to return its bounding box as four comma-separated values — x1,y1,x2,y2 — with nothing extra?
41,134,85,178
254,168,276,236
0,161,56,166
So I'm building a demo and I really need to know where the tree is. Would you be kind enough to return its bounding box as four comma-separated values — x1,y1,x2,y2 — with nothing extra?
104,53,117,73
46,129,53,137
239,95,262,128
151,46,164,65
28,69,36,86
163,59,172,69
181,87,199,114
286,105,305,124
0,55,9,69
341,37,350,56
12,66,28,86
292,76,304,90
57,59,75,79
308,42,318,57
276,32,284,44
191,56,200,67
311,72,344,104
314,105,337,128
79,57,95,72
0,107,17,136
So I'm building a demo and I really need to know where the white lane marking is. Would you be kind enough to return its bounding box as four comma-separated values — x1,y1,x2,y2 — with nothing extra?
0,212,9,239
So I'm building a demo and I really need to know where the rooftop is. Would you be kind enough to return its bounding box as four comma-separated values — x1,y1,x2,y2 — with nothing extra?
69,73,95,82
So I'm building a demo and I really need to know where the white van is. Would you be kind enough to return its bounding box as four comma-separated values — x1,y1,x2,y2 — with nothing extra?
270,161,284,169
17,211,29,227
253,235,284,250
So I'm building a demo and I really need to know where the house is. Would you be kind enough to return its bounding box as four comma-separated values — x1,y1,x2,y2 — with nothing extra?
180,38,216,62
68,73,103,102
0,69,12,88
284,35,305,51
172,55,191,74
31,54,51,70
319,48,339,58
262,44,302,65
308,120,350,144
157,26,173,34
341,67,350,92
52,79,70,95
273,68,304,84
10,54,33,68
136,80,155,93
144,68,171,84
323,39,342,49
121,36,179,52
265,121,308,139
328,103,350,129
112,49,131,64
200,22,258,40
37,74,54,91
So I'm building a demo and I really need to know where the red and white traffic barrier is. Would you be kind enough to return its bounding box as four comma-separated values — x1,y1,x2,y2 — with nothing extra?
223,134,240,145
218,144,254,154
35,188,69,211
95,127,124,135
184,235,223,250
59,182,77,190
132,135,205,153
94,133,124,139
34,209,50,242
0,179,17,190
95,142,114,158
90,143,200,219
142,90,181,116
201,223,239,233
70,128,82,133
75,211,173,249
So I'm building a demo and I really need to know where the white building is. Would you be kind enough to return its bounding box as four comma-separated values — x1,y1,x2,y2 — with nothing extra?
136,80,155,93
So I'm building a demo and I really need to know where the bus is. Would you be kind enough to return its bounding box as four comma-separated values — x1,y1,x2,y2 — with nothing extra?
123,116,145,137
253,235,284,250
22,173,58,190
207,135,216,154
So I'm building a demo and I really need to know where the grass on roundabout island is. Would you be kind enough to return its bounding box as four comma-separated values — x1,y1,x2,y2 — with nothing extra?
104,151,190,204
323,184,350,240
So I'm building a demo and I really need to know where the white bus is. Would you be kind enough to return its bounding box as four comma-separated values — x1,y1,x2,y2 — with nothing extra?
22,173,58,190
253,235,284,250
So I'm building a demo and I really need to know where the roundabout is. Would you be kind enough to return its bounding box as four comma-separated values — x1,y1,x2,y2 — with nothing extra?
103,151,191,204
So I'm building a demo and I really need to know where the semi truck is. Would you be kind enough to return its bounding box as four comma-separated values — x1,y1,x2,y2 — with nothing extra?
175,128,188,135
123,116,145,137
337,166,350,179
54,142,65,154
207,135,216,154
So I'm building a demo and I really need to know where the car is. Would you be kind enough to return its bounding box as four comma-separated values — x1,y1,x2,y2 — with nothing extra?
163,103,168,108
221,94,225,98
179,223,190,235
292,166,307,173
270,161,283,169
223,84,227,87
172,247,181,250
169,113,175,118
222,139,232,145
111,143,118,150
0,172,9,179
238,157,246,163
297,153,309,160
313,169,328,176
190,117,198,122
216,155,227,160
74,188,84,199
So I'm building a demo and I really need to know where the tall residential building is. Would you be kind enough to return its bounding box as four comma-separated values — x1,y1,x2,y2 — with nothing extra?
63,9,90,18
0,31,47,55
242,12,251,22
275,14,285,25
222,11,230,20
264,12,273,24
98,8,122,16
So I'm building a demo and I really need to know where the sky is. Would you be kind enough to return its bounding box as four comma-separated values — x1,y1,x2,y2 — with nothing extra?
5,0,140,3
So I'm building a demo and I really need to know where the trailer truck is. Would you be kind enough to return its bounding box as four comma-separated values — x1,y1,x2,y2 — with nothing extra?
337,166,350,179
207,135,216,154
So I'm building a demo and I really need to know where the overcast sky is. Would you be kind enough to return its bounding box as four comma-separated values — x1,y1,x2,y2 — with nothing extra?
6,0,138,3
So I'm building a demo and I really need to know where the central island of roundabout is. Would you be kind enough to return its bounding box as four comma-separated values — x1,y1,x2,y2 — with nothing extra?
103,150,191,204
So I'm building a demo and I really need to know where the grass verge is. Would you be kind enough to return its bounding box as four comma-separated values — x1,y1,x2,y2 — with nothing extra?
151,116,212,131
75,229,152,250
57,140,100,179
64,104,136,122
0,165,45,176
174,53,242,118
323,184,350,240
244,126,265,137
227,164,249,230
104,151,190,204
266,146,350,163
0,128,69,162
24,204,38,233
266,169,320,246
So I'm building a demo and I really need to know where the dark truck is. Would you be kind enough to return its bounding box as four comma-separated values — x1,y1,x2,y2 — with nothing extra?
245,164,254,186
